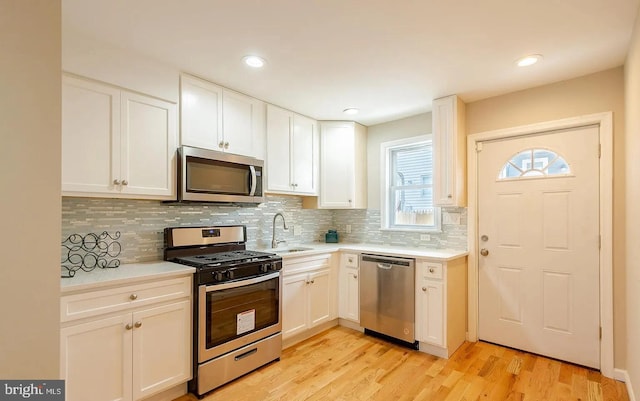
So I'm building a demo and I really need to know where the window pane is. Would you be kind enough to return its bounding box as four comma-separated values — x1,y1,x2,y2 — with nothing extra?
391,144,431,187
498,148,571,180
392,188,435,227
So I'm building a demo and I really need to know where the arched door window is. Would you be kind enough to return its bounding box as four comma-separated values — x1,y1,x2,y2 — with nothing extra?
498,148,571,180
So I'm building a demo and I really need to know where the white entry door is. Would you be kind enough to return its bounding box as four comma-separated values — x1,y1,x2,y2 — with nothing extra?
477,125,600,368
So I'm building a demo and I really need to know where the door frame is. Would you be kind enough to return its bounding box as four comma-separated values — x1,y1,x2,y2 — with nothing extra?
466,112,613,377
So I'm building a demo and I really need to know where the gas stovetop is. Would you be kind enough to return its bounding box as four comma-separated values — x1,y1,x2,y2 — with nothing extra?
175,250,279,268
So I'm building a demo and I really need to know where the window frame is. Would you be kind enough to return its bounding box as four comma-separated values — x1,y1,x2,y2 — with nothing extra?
380,135,441,233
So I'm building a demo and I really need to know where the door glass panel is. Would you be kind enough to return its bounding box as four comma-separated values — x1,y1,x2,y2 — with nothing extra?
498,148,571,180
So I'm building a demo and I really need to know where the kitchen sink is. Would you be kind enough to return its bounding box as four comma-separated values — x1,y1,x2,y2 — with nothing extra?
271,246,314,254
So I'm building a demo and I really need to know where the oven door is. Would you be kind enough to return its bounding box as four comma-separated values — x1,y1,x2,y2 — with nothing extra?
198,272,282,363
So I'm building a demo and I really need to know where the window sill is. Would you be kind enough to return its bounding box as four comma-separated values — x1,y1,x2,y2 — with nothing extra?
379,227,443,234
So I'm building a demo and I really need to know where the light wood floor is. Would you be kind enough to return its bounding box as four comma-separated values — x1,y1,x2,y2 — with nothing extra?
175,326,628,401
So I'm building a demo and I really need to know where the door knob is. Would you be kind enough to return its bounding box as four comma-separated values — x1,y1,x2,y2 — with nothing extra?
480,248,489,256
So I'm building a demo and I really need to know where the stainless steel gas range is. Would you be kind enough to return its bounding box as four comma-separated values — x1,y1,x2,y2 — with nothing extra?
164,225,282,397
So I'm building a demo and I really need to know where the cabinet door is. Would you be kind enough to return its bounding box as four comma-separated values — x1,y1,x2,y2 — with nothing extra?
282,273,309,339
222,89,265,158
417,279,444,346
131,300,191,401
345,269,359,322
308,269,331,327
61,313,132,401
180,74,223,150
62,75,120,195
432,95,465,206
120,91,177,199
291,114,318,194
266,104,293,192
319,122,355,208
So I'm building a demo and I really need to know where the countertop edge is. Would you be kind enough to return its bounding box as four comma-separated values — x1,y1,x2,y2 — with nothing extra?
61,262,196,294
270,243,468,261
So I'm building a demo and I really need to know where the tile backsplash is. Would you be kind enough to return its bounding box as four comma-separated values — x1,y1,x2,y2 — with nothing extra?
62,196,467,263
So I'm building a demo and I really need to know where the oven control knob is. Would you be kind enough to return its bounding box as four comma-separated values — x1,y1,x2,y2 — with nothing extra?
226,270,234,280
213,271,225,282
260,264,269,273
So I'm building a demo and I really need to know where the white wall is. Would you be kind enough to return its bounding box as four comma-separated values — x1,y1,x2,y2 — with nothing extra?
62,26,180,102
0,0,61,378
366,112,432,209
625,6,640,398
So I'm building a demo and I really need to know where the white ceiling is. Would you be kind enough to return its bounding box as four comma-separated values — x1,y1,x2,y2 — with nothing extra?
62,0,639,126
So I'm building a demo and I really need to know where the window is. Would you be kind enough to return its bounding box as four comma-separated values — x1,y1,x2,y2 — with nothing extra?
498,148,571,180
381,135,440,231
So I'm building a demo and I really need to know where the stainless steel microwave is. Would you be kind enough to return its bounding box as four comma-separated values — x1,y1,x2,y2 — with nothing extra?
177,146,265,203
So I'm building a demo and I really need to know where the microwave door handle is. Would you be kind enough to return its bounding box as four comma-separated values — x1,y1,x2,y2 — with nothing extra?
249,166,257,196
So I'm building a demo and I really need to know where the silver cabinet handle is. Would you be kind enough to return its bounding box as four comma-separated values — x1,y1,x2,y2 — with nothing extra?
130,294,138,300
422,287,427,292
429,268,435,273
218,141,224,148
134,321,142,328
122,180,128,186
224,142,230,149
113,179,121,185
125,323,133,330
480,249,489,256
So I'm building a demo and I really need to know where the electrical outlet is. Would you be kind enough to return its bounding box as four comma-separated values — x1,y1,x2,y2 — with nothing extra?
420,234,431,241
293,225,302,236
346,225,352,234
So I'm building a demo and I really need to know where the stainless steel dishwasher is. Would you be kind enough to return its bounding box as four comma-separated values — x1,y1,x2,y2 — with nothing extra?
359,254,417,348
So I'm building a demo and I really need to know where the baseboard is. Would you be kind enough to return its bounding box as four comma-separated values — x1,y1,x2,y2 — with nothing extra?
141,383,187,401
337,318,363,332
614,369,636,401
282,319,339,349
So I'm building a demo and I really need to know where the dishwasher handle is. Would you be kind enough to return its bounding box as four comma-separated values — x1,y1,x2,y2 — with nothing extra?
360,254,414,267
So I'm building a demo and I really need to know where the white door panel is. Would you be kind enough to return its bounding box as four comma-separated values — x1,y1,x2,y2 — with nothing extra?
478,125,600,368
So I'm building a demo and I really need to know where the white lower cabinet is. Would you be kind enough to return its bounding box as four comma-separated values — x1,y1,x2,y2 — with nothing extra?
338,253,359,322
282,254,337,341
415,257,467,358
60,276,192,401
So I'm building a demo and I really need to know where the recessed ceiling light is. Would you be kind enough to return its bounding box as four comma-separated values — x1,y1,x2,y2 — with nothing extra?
516,54,543,67
343,108,359,115
243,55,265,68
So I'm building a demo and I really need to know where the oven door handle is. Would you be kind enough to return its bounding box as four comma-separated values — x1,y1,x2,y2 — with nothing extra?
203,272,280,292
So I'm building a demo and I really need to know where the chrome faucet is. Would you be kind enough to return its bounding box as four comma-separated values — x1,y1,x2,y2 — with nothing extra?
271,212,288,248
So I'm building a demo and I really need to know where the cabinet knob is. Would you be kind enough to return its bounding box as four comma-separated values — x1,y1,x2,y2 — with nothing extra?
134,321,142,328
125,323,133,330
447,194,452,199
348,199,352,203
218,141,225,149
224,142,230,149
113,179,121,185
429,268,435,273
122,180,128,186
353,275,357,279
310,280,315,284
422,287,427,292
130,294,138,300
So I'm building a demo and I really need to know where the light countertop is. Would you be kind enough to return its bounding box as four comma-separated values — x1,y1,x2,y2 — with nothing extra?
61,244,466,292
262,243,468,261
60,261,195,294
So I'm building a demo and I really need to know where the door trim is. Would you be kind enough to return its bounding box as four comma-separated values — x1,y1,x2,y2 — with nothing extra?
466,112,613,377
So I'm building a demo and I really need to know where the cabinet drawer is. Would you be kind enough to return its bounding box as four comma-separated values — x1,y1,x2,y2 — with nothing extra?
283,254,332,275
61,276,191,322
342,253,358,268
418,262,443,280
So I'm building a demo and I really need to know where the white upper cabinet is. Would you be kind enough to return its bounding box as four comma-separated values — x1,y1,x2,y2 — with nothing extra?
432,94,466,207
318,121,367,209
180,74,265,159
179,74,223,150
62,75,177,200
266,104,318,195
